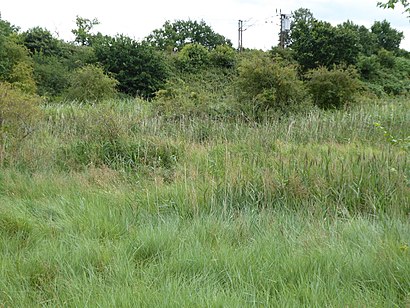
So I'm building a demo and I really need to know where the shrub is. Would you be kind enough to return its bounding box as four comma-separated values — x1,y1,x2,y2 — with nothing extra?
8,61,37,94
306,66,361,109
0,82,41,163
377,48,395,69
32,54,70,98
357,55,381,80
153,69,236,118
357,53,410,96
269,47,297,65
94,35,169,97
0,36,37,94
177,43,210,72
210,45,237,69
236,51,307,115
65,64,118,102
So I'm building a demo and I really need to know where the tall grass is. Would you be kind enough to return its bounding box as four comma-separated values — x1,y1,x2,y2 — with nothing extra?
0,97,409,306
1,183,409,306
8,97,409,215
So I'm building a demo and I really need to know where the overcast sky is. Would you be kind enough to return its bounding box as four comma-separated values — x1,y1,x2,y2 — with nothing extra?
1,0,410,50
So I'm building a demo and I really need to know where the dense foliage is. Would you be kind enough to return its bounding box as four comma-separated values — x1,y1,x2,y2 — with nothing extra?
93,35,169,98
307,66,361,109
0,8,408,114
236,51,307,115
21,27,63,56
378,0,410,15
289,9,361,71
65,64,118,102
0,82,40,164
147,19,232,51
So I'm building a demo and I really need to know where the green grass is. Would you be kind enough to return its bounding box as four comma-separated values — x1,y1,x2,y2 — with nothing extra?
0,98,409,306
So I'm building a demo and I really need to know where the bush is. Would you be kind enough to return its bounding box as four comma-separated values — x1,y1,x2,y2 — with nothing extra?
357,53,410,96
94,35,169,97
306,66,361,109
357,55,381,80
153,69,236,118
8,61,37,94
377,49,395,69
177,43,210,72
236,51,307,115
65,64,118,102
0,82,41,163
210,45,237,69
32,54,70,98
0,36,37,94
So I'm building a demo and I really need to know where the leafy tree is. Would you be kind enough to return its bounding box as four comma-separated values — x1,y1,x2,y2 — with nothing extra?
32,54,70,98
371,20,403,52
269,47,298,66
21,27,62,56
339,21,378,56
28,39,97,99
357,54,381,80
377,0,410,15
0,18,18,36
0,19,18,79
0,26,36,94
94,35,169,97
288,7,315,49
62,45,97,70
289,9,360,71
146,19,232,51
65,64,118,102
71,16,100,46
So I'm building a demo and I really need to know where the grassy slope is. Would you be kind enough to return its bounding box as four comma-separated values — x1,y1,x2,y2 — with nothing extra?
0,98,409,306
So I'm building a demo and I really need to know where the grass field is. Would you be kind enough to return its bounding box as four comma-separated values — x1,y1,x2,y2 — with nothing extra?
0,98,409,306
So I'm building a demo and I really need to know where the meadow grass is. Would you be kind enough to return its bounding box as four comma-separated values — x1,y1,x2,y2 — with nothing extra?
0,97,409,306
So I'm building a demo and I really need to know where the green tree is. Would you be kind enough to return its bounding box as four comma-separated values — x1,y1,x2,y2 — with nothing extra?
94,35,169,97
0,18,18,79
0,22,36,94
32,54,70,98
339,21,378,56
21,27,62,56
371,20,403,52
289,9,360,71
146,19,232,51
0,18,18,36
71,16,100,46
377,0,410,15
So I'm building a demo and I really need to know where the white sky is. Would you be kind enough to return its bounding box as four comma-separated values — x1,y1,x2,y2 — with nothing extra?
1,0,410,50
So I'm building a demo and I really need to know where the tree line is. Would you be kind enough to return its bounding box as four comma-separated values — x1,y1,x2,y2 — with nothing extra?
0,8,409,111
